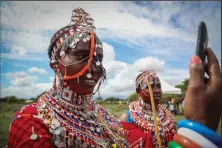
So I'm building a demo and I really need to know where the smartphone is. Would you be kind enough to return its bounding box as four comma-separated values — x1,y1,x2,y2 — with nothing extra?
196,22,208,66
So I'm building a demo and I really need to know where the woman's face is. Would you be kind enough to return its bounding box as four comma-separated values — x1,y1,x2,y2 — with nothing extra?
58,39,104,94
137,74,162,104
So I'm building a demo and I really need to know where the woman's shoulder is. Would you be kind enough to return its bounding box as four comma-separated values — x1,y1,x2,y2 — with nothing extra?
13,103,39,117
8,103,53,148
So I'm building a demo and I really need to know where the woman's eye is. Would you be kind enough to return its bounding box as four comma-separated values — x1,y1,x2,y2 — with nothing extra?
76,55,88,60
98,57,103,62
97,55,103,62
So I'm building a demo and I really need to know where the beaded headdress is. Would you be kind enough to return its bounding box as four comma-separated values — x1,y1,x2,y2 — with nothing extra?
49,8,104,81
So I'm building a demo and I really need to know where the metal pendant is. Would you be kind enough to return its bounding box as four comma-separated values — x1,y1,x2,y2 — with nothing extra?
30,134,38,140
79,33,83,38
90,126,95,131
96,127,101,133
82,142,88,148
51,59,56,63
60,51,65,57
86,35,90,41
75,138,81,145
87,73,92,78
75,37,80,43
96,61,101,66
68,136,74,146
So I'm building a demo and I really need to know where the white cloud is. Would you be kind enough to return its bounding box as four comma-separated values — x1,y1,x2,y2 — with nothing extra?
28,67,47,74
12,46,27,55
133,57,165,72
5,72,38,86
1,53,48,61
104,61,128,78
160,68,189,86
1,83,52,99
1,29,50,53
102,42,115,64
2,70,52,98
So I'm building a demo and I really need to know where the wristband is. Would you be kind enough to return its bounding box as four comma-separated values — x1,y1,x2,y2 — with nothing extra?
173,134,201,148
178,120,222,147
168,141,184,148
178,127,218,148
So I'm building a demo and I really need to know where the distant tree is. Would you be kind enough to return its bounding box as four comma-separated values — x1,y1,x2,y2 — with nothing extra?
4,96,18,103
127,92,138,103
105,97,120,102
96,97,103,100
29,97,36,100
36,91,47,99
175,79,189,97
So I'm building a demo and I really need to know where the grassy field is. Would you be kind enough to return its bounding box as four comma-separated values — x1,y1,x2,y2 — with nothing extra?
0,102,221,148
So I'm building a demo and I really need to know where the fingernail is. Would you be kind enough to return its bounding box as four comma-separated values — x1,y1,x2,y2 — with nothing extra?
191,55,201,65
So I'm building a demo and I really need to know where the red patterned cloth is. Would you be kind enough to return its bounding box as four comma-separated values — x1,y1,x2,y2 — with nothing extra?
121,121,175,148
7,103,53,148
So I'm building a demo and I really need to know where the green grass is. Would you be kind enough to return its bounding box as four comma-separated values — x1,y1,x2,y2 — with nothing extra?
0,102,221,148
0,102,29,148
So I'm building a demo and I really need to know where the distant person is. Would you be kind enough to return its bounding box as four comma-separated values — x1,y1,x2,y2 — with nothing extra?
167,98,171,109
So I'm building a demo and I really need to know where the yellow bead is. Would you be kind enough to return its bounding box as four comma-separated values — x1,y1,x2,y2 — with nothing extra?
112,144,117,148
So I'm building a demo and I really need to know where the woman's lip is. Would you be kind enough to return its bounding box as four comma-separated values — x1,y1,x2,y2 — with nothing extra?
84,79,96,83
83,79,97,85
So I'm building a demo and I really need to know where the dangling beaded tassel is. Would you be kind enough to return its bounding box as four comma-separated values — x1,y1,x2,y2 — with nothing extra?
77,77,79,83
87,66,92,78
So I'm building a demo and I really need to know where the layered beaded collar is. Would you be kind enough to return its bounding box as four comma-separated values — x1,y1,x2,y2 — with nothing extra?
129,99,177,147
36,84,128,148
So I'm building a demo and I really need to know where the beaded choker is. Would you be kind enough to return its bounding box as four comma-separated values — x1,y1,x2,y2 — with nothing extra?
129,99,177,147
36,85,128,148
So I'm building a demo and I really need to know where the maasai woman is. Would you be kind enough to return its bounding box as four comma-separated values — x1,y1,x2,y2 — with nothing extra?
7,8,128,148
7,7,222,148
120,71,177,147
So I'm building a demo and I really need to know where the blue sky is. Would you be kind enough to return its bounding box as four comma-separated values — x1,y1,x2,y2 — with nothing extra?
0,1,221,99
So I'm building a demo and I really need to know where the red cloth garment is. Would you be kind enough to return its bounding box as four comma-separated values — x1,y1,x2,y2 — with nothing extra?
121,121,175,148
7,103,53,148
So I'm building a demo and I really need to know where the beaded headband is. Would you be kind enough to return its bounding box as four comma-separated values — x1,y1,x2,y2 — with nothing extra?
136,70,156,89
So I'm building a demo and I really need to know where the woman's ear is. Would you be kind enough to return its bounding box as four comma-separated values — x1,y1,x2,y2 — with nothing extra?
136,88,139,93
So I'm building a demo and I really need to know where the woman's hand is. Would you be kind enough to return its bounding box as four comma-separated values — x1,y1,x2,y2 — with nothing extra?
184,48,222,131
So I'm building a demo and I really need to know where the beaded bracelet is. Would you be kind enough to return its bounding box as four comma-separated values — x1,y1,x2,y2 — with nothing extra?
178,120,222,147
178,127,218,148
168,141,184,148
173,134,200,148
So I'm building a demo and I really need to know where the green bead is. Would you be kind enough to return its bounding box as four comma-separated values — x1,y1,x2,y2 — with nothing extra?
168,141,184,148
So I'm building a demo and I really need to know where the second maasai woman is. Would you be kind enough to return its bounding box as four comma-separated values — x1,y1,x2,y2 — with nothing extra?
121,71,177,148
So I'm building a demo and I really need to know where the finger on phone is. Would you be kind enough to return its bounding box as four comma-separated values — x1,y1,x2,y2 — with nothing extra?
206,48,221,92
189,55,205,87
